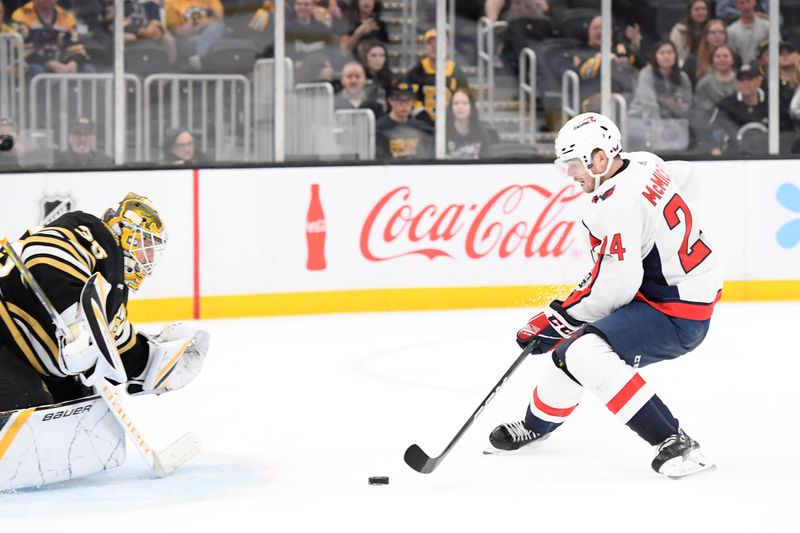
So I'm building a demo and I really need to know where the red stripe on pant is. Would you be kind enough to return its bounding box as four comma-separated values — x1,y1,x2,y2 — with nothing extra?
606,373,646,414
533,387,578,418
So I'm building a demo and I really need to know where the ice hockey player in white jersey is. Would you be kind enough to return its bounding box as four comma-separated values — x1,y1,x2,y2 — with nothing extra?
488,113,723,478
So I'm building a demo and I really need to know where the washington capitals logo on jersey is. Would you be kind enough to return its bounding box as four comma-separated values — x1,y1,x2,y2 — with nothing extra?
592,185,616,203
40,195,74,225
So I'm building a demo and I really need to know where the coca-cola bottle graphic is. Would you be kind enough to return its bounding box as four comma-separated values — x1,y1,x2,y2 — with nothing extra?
306,183,327,270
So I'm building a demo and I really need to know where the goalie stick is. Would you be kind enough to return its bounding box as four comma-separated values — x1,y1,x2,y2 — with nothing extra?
0,237,200,478
404,339,539,474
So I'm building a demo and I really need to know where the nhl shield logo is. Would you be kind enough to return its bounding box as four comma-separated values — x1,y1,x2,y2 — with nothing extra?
40,195,74,225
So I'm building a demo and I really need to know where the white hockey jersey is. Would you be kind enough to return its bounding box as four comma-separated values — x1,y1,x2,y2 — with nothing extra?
562,151,723,323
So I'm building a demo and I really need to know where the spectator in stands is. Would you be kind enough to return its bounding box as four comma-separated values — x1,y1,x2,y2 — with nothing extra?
285,0,337,83
670,0,711,66
572,16,640,111
407,28,469,125
0,117,22,170
334,61,384,118
116,0,177,66
249,0,273,33
693,43,738,112
445,88,495,159
375,79,433,160
628,40,693,150
484,0,550,22
339,0,387,60
359,39,393,107
789,83,800,132
312,0,343,30
716,0,769,25
248,1,276,59
708,63,767,154
1,3,16,33
162,127,205,165
756,40,800,94
484,0,552,71
726,0,769,64
776,41,800,91
683,18,728,86
164,0,225,72
11,0,94,76
752,41,796,132
55,116,112,168
250,0,343,32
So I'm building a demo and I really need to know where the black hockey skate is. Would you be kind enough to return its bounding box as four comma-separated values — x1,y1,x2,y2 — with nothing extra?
487,420,550,452
651,429,715,478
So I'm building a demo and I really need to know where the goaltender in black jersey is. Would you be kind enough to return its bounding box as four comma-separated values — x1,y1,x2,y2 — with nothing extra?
0,193,209,412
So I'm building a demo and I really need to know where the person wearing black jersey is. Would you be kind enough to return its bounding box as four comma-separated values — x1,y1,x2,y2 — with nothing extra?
406,29,468,125
375,79,433,160
0,193,209,411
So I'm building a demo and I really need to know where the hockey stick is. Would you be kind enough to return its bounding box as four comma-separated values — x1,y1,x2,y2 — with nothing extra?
403,339,539,474
0,237,200,478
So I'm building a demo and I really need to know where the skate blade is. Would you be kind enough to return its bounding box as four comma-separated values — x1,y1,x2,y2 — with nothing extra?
667,463,716,479
661,450,716,479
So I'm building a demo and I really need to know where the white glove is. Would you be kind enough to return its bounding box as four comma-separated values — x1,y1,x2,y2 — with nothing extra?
127,322,210,395
59,320,102,376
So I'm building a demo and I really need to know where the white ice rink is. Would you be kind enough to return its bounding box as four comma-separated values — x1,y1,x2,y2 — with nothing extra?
1,301,799,532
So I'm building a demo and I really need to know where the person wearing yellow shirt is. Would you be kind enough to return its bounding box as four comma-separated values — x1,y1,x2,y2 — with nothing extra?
164,0,225,71
11,0,94,76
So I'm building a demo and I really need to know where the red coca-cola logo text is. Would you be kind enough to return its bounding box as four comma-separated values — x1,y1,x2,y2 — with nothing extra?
360,184,582,261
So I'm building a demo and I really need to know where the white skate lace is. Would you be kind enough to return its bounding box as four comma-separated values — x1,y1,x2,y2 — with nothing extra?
505,421,535,442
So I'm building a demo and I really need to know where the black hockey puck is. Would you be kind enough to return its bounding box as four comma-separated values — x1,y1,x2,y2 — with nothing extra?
368,476,389,485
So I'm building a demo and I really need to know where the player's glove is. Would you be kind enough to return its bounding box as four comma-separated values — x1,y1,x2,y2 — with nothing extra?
516,300,584,354
126,322,210,395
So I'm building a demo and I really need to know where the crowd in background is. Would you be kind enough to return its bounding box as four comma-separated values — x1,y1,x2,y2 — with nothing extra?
2,0,800,167
505,0,800,155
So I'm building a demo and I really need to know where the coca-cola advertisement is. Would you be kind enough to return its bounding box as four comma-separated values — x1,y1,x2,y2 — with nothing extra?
198,164,596,295
306,184,327,270
360,183,582,263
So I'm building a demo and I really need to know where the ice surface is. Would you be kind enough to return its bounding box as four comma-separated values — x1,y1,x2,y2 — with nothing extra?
1,302,798,532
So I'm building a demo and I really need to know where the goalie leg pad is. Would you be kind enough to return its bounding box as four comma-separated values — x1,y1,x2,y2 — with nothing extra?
0,395,125,491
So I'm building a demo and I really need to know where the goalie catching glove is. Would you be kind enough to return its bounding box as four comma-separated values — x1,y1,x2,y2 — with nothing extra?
516,300,584,354
126,322,210,395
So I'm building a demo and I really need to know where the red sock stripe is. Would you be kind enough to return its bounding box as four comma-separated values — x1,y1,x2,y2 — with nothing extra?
533,387,577,418
606,373,646,414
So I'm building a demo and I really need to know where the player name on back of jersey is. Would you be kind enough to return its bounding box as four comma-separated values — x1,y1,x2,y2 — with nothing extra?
642,165,672,206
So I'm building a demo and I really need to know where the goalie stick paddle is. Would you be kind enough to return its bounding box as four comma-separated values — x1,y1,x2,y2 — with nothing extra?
0,238,201,478
404,340,539,474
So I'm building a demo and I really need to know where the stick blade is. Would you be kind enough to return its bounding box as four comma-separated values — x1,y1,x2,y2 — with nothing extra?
404,444,438,474
153,432,202,478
